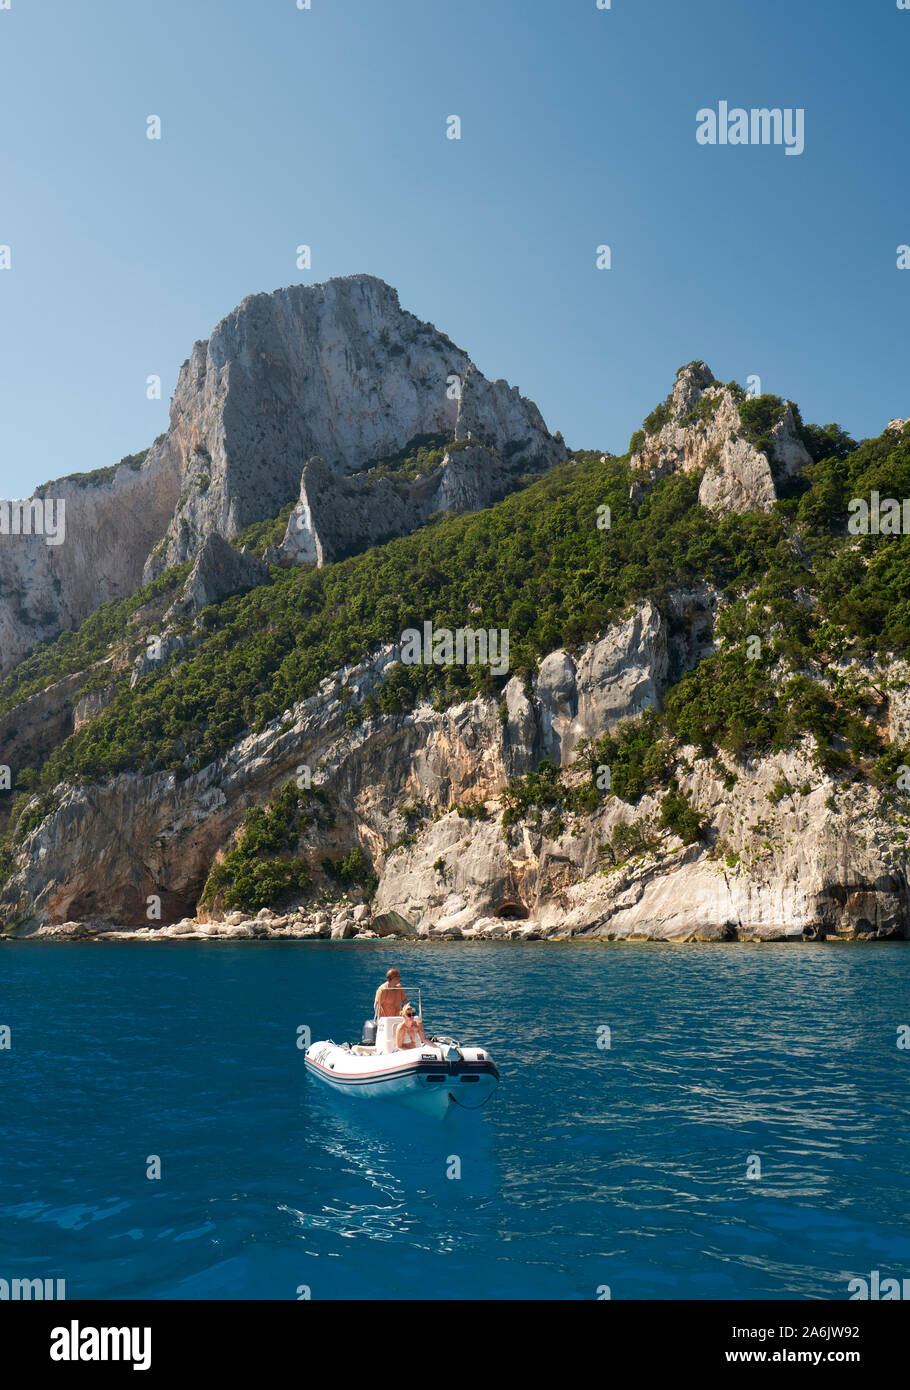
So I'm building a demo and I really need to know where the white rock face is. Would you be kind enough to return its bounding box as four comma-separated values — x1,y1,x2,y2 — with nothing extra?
630,363,811,515
375,743,909,942
144,275,564,576
73,686,117,732
543,750,906,941
529,592,715,766
129,629,192,688
0,453,180,681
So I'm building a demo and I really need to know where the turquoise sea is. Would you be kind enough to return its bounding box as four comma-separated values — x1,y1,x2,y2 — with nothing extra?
1,940,908,1300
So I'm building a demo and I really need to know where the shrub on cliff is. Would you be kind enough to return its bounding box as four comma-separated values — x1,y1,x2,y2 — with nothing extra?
737,394,788,457
587,711,671,802
199,782,325,913
659,787,704,844
324,845,378,899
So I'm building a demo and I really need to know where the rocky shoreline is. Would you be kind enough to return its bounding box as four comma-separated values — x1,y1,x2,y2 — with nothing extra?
9,901,904,944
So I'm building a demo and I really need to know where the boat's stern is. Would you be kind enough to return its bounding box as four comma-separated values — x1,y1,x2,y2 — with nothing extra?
419,1044,499,1113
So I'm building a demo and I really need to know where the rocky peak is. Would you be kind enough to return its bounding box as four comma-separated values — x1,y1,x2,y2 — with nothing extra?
0,275,565,682
143,275,564,578
631,362,811,515
670,360,717,419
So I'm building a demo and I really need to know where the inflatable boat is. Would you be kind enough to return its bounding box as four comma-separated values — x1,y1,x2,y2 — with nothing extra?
305,1011,499,1118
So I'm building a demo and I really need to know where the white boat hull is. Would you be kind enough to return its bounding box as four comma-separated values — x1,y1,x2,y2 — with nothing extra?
305,1038,499,1118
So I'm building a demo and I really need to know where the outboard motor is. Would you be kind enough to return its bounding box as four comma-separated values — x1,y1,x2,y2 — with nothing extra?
361,1019,377,1046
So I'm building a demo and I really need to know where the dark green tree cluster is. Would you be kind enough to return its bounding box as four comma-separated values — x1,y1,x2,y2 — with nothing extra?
198,781,377,913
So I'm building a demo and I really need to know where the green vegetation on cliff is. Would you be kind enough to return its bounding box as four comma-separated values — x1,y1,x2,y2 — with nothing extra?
199,782,318,914
358,430,457,482
199,781,376,913
5,413,910,833
35,455,783,786
229,502,295,557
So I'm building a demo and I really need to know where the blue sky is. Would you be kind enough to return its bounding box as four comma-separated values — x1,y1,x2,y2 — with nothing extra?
0,0,907,497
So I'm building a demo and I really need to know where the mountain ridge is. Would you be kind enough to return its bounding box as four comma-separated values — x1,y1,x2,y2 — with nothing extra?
2,286,910,942
0,275,565,682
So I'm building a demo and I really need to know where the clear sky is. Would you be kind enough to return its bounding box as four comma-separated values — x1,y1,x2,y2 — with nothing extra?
0,0,907,497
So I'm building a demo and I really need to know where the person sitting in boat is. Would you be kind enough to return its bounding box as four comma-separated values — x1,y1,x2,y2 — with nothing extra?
374,968,408,1018
395,1003,427,1051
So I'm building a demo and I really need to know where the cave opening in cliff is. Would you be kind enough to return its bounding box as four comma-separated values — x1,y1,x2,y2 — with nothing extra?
493,901,529,920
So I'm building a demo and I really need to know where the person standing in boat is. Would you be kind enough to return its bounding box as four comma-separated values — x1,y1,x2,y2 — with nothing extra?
395,1003,427,1051
374,967,408,1018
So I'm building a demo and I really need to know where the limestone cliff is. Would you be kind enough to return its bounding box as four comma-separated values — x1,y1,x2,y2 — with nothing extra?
2,333,907,946
0,598,705,929
143,275,565,576
1,275,564,683
0,452,180,681
3,594,906,942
